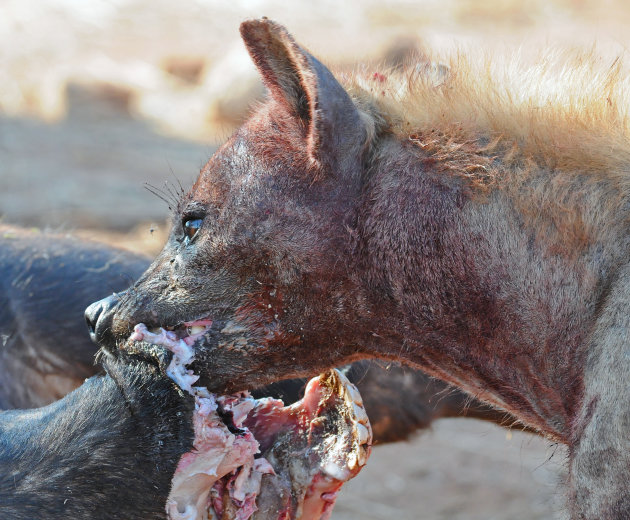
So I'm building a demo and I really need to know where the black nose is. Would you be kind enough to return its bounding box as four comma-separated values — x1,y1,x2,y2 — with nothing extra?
85,294,120,345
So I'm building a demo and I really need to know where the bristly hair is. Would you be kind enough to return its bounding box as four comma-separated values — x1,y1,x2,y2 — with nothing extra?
342,48,630,187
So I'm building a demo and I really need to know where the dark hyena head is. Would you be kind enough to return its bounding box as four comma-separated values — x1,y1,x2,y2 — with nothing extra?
99,19,374,392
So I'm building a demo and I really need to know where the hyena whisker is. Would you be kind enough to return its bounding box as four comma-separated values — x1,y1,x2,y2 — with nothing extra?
144,183,175,210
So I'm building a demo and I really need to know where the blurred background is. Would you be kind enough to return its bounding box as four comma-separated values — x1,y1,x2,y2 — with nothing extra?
3,0,630,517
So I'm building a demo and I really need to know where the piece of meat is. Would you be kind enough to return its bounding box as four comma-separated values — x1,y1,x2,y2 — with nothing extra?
246,369,371,520
128,324,372,520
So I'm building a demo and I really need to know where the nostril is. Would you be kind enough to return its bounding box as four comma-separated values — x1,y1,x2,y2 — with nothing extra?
85,314,96,335
85,293,124,347
84,301,104,338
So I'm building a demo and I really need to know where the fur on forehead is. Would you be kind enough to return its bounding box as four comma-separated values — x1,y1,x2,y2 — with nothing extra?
188,122,313,213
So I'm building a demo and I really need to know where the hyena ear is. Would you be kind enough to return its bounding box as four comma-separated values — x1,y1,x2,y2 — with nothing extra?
240,18,366,174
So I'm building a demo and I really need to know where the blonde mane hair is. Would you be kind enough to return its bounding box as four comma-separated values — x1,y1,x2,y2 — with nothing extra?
343,49,630,186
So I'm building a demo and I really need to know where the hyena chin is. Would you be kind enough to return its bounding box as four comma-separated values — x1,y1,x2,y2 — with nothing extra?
89,18,630,519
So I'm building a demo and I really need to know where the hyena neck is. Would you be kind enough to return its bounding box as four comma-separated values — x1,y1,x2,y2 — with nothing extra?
354,136,579,440
355,135,473,354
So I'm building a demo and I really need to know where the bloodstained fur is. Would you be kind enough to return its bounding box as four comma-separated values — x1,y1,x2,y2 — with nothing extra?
100,19,630,519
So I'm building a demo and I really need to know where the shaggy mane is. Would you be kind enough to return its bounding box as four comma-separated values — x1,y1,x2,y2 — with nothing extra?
342,49,630,185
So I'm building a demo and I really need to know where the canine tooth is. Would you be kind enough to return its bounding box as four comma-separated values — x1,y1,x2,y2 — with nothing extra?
187,325,206,335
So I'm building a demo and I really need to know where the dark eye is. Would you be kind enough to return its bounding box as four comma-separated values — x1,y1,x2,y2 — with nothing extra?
183,218,203,241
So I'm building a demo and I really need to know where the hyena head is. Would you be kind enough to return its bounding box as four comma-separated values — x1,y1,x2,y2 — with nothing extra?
94,19,375,392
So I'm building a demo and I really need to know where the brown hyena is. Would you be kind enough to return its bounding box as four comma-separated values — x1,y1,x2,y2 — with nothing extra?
88,19,630,518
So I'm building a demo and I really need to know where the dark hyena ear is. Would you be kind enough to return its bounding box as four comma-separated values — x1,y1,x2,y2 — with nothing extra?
240,18,366,175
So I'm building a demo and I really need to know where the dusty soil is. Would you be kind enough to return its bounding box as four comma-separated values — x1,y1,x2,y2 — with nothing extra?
3,1,628,517
0,84,209,231
335,419,566,520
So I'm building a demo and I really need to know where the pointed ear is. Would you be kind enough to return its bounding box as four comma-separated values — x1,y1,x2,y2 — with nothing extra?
239,19,366,175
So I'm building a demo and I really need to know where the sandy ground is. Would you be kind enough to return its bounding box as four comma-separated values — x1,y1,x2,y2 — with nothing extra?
4,1,629,517
334,420,566,520
0,84,209,231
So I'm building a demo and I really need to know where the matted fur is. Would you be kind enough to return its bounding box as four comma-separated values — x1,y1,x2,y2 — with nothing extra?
345,49,630,181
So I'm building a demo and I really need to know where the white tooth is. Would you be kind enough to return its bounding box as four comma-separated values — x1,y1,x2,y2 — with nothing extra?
356,423,370,445
187,325,206,335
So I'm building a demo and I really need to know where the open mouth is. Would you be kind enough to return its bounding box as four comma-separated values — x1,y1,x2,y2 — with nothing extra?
127,323,372,520
134,317,214,347
180,318,214,345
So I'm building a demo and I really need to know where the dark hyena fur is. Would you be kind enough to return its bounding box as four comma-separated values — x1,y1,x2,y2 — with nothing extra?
93,20,630,518
0,225,149,408
0,354,194,520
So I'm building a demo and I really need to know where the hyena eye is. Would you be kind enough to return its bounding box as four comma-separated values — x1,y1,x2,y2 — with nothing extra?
183,218,203,241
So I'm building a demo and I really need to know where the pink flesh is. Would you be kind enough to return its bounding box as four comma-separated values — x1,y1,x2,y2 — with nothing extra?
184,319,214,327
166,393,272,520
128,323,371,520
242,376,367,520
